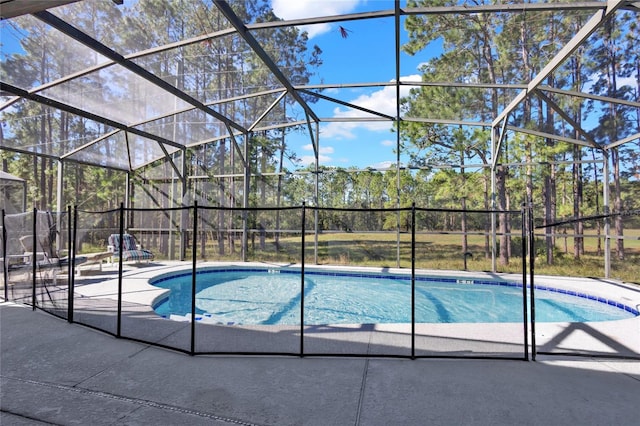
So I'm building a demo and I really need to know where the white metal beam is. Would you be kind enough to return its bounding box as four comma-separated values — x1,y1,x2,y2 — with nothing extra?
532,89,602,150
606,132,640,150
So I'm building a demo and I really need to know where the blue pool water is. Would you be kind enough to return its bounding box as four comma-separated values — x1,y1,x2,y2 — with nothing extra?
151,268,638,325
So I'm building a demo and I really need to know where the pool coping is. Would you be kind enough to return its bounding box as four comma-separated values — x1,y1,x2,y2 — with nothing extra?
69,261,640,356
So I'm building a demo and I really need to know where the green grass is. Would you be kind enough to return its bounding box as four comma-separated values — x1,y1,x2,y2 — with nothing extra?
239,231,640,283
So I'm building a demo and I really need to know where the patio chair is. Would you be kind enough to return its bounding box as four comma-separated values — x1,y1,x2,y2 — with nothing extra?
19,235,52,265
108,233,154,264
14,234,87,278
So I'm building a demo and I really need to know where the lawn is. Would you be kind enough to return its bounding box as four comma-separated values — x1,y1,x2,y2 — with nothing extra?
238,229,639,284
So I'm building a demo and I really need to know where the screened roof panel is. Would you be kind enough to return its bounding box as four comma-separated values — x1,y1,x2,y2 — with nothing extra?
136,108,227,146
247,24,325,85
64,131,180,170
127,134,181,170
38,63,192,126
142,151,185,180
249,93,294,131
129,32,287,105
0,98,118,157
47,0,234,56
0,14,111,90
231,91,291,130
64,132,130,169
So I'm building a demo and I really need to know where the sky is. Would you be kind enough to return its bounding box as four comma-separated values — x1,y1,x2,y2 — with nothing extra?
270,0,432,171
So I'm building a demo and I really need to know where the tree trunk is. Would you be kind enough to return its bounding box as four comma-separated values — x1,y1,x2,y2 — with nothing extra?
260,143,267,250
544,166,553,265
612,147,624,260
483,174,491,259
573,144,584,258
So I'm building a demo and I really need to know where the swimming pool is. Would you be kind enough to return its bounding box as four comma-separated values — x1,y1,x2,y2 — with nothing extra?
151,267,638,325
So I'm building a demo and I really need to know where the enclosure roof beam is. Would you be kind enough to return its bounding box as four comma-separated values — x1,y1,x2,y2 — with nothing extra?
60,129,120,161
492,117,510,169
606,132,640,150
505,125,598,148
539,85,640,109
320,117,391,123
300,82,396,90
299,89,396,121
0,145,62,162
394,0,402,126
405,2,608,15
157,143,184,180
621,1,640,11
32,10,247,134
492,0,625,128
228,131,248,170
214,0,319,124
124,132,134,172
0,95,21,112
316,116,494,128
128,28,236,60
0,0,79,19
183,120,307,149
248,91,288,132
402,82,528,90
0,145,130,172
246,120,308,136
304,111,318,159
301,82,528,90
532,89,602,150
402,117,491,127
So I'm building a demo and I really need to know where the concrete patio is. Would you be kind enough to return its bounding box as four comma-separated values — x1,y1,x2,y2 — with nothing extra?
1,301,639,425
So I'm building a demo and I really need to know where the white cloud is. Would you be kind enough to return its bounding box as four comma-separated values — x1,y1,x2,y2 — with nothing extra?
381,139,395,147
584,73,637,93
298,154,332,166
618,75,637,88
272,0,362,39
321,75,422,139
302,144,334,154
368,161,396,170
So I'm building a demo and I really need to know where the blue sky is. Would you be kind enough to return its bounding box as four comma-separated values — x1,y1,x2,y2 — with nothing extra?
271,0,434,171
